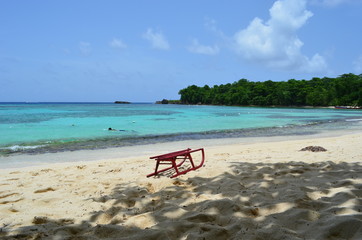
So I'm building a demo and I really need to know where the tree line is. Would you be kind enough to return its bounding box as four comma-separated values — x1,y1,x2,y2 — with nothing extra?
178,73,362,107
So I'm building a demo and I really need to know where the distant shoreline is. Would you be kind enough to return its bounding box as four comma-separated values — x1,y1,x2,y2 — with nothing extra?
2,102,360,109
156,101,347,109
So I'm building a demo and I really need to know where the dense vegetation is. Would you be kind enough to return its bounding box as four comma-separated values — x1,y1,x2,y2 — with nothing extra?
178,73,362,107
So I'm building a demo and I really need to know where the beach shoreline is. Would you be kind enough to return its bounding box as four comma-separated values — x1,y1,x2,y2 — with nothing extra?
1,132,361,239
1,125,361,170
2,102,362,158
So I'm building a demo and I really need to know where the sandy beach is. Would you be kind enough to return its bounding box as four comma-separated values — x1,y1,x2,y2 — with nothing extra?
1,133,361,239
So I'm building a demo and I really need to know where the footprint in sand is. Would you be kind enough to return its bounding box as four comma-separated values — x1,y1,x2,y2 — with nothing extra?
6,178,19,181
0,193,18,199
34,187,56,193
107,168,122,173
172,180,186,186
8,207,19,213
0,192,23,204
214,153,230,157
145,183,155,193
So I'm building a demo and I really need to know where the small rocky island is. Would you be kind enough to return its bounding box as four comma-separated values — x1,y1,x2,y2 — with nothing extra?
114,101,130,104
155,99,181,104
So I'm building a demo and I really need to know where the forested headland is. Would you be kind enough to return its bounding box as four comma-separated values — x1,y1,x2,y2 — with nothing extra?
178,73,362,107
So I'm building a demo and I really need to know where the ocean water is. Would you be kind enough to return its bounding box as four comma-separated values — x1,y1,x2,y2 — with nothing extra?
1,103,362,156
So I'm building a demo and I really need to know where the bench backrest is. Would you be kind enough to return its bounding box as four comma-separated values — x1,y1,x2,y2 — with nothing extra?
150,148,191,160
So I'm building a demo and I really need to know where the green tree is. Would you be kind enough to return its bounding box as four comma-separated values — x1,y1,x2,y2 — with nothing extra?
178,73,362,107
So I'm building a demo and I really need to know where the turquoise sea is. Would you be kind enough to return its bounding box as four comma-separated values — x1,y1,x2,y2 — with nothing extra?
1,103,362,156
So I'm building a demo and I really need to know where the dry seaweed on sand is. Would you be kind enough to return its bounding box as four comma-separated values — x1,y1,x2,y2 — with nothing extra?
300,146,327,152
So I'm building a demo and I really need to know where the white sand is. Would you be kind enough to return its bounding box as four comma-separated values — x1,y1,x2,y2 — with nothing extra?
0,133,361,239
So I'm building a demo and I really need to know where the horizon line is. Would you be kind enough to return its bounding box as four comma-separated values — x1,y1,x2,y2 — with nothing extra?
0,101,155,104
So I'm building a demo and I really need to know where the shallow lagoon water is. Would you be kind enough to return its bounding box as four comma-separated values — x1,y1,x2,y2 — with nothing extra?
0,103,361,155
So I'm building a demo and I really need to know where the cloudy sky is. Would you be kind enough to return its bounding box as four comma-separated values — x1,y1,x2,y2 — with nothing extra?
1,0,362,102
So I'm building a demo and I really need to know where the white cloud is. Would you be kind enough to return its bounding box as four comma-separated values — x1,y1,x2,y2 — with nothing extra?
188,39,219,55
142,28,170,50
109,38,127,49
234,0,327,73
353,55,362,73
204,17,221,35
203,17,228,40
79,42,91,56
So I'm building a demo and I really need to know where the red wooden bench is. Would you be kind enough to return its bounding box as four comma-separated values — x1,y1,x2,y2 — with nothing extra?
147,148,205,178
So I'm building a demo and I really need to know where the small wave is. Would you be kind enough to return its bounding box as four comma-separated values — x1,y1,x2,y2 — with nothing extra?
1,118,359,156
346,118,362,122
1,144,46,152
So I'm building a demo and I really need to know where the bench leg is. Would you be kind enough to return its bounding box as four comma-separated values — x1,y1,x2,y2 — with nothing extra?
146,160,161,178
171,160,180,177
170,152,204,178
188,153,196,168
147,158,179,178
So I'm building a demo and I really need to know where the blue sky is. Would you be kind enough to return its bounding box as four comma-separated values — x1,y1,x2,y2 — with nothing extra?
1,0,362,102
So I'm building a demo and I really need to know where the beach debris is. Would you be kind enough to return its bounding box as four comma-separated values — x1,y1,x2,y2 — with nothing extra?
32,216,49,224
300,146,327,152
32,216,74,225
